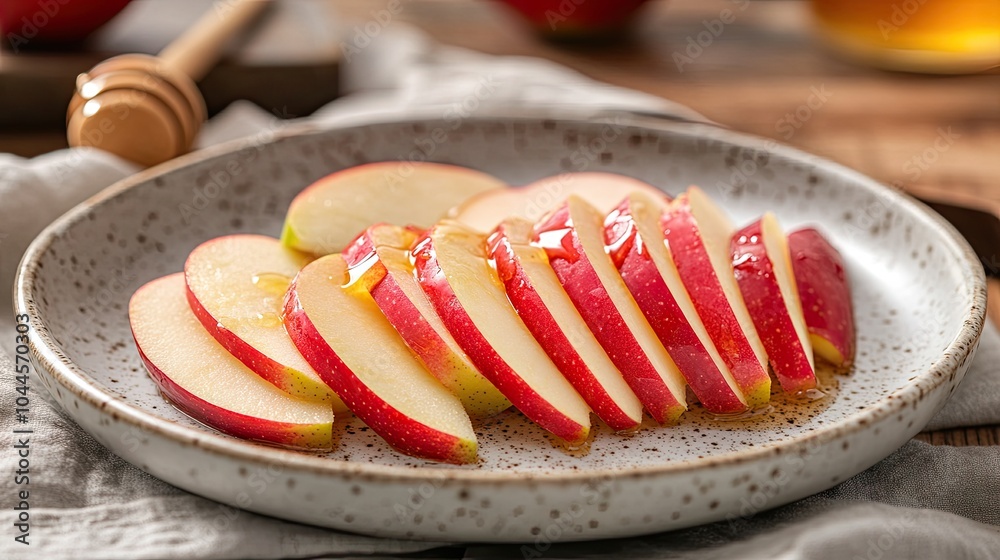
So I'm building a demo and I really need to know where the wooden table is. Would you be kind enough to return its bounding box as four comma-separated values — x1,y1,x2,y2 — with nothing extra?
332,0,1000,446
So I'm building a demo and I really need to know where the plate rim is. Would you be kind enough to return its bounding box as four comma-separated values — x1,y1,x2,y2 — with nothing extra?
14,108,987,483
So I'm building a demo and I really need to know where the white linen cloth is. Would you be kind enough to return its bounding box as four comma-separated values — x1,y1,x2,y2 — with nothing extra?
1,25,998,559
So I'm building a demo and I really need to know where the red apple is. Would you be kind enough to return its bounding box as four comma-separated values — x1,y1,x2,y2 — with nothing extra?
788,228,856,367
489,217,643,431
452,172,665,233
607,192,748,414
412,221,593,445
732,214,817,393
284,254,478,464
129,274,334,450
281,162,506,255
536,196,688,424
497,0,650,39
0,0,132,47
184,234,346,410
662,187,772,408
342,224,511,418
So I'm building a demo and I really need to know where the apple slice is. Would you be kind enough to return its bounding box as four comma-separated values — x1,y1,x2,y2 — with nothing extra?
607,192,748,414
452,172,665,232
788,228,856,367
185,234,347,411
536,196,688,424
342,224,511,418
732,214,817,393
662,187,771,407
281,162,506,255
489,217,643,431
284,254,477,464
412,222,593,444
129,274,334,450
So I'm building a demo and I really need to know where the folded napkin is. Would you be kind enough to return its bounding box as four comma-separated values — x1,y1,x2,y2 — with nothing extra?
2,24,999,560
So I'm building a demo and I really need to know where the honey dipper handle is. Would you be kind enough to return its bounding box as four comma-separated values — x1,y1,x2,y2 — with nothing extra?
159,0,271,81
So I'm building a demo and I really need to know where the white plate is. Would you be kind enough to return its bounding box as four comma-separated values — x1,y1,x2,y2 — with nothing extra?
15,110,985,542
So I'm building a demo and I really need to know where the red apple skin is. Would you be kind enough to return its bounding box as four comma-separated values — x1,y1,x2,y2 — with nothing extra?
184,288,336,403
129,275,331,450
489,221,640,432
535,202,686,425
0,0,132,45
732,220,816,393
788,228,856,367
283,274,476,465
607,199,747,414
498,0,649,38
134,340,332,450
182,235,345,408
661,199,771,408
411,229,590,445
342,225,511,418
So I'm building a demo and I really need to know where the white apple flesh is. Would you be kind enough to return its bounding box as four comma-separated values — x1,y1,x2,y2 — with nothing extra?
732,213,817,393
184,234,346,410
607,192,748,414
662,187,772,408
490,217,644,431
536,196,689,424
282,162,506,255
452,171,664,232
284,254,478,464
129,274,334,450
413,221,593,445
342,224,511,418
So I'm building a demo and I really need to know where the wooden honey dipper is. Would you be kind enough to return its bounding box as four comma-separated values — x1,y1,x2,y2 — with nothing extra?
67,0,271,168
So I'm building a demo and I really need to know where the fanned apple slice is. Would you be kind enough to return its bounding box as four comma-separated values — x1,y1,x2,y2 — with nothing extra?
732,214,816,393
284,254,477,464
452,172,664,232
608,192,748,414
490,217,643,431
282,162,506,255
129,274,334,450
536,196,688,424
413,222,593,444
343,224,511,418
788,228,856,367
185,234,347,410
662,187,771,407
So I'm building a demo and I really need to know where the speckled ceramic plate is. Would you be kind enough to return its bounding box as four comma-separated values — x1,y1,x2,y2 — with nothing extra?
15,110,985,542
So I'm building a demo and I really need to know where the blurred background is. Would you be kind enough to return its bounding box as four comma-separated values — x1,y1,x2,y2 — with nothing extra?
0,0,997,205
